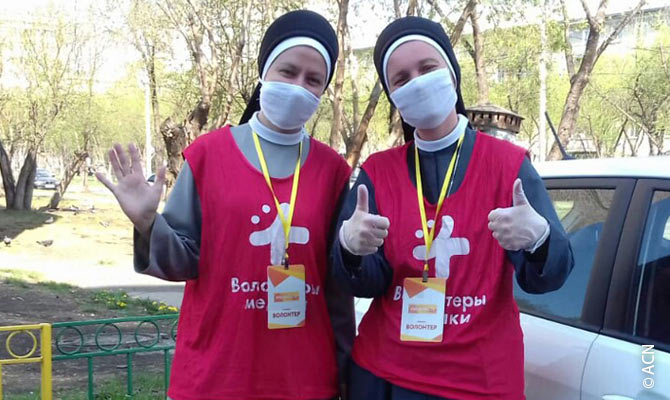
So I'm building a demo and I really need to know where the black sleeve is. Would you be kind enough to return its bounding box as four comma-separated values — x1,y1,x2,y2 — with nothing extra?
507,158,574,294
325,185,356,387
330,169,394,298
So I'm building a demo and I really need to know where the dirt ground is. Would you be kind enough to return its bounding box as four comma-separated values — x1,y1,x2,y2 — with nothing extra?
0,182,137,271
0,179,179,397
0,276,174,398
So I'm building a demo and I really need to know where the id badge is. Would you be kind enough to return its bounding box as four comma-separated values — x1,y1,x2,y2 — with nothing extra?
400,277,446,342
267,264,306,329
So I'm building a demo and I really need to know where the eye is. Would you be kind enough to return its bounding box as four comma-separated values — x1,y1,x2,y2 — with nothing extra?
279,69,294,77
421,64,437,73
394,78,408,87
308,77,322,86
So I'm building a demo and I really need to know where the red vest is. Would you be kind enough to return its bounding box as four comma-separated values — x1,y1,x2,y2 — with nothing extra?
353,133,527,400
168,126,351,400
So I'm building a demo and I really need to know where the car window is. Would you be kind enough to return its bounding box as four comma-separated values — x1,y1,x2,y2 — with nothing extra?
633,190,670,346
514,188,615,325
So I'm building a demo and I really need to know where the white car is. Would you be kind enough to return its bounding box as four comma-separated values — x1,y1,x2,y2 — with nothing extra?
354,156,670,399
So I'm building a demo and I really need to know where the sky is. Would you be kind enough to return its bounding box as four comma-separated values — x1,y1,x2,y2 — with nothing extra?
1,0,669,91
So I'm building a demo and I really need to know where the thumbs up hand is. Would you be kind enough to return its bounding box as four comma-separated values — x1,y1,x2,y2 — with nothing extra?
339,185,391,256
487,179,550,252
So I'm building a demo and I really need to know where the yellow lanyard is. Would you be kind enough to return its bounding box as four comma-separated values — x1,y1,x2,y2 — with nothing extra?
415,133,465,282
252,132,303,267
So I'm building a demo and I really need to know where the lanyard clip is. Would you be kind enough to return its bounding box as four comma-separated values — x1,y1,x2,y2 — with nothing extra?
283,254,289,270
422,266,429,283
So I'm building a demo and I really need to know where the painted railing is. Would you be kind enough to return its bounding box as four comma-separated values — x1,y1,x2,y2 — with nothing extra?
0,314,178,399
0,323,52,400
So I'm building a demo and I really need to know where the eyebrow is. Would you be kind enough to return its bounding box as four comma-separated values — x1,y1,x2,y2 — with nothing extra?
276,62,298,71
419,57,441,66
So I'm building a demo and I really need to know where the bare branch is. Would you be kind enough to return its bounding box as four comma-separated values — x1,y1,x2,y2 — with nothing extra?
450,0,476,46
462,39,475,59
393,0,402,18
406,0,418,17
185,0,218,64
596,0,646,60
560,0,576,78
424,0,445,19
579,0,595,26
589,82,663,150
659,44,670,81
470,1,489,104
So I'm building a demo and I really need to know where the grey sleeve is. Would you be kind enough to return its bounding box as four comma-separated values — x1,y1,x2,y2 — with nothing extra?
133,161,201,281
508,158,574,294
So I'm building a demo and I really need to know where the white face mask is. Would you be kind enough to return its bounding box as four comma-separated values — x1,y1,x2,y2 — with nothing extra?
259,80,321,130
389,68,457,130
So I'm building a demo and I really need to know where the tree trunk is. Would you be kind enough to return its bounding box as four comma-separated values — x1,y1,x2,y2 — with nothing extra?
148,45,162,173
160,118,189,188
49,151,87,210
0,138,16,209
393,0,402,18
548,58,594,160
82,163,88,191
406,0,418,16
388,106,404,146
538,0,548,161
13,149,37,210
329,0,349,151
548,0,646,160
345,80,383,167
470,1,489,104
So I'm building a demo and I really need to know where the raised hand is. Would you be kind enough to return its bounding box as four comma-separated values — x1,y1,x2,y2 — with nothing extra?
488,179,549,252
96,143,166,235
339,185,390,256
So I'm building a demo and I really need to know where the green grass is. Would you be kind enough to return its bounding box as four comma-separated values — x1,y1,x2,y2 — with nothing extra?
0,269,48,288
8,373,166,400
0,180,139,271
90,290,178,315
96,259,115,266
1,269,178,315
1,269,76,292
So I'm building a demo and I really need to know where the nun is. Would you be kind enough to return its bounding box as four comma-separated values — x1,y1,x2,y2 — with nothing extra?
331,16,574,400
98,10,354,400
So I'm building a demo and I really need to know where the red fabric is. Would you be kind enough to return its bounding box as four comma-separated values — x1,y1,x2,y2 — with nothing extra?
168,126,351,400
353,132,527,400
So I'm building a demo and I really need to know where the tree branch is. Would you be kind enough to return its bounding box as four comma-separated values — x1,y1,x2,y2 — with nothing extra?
450,0,476,46
462,39,475,59
393,0,402,18
560,0,576,78
596,0,646,60
579,0,595,26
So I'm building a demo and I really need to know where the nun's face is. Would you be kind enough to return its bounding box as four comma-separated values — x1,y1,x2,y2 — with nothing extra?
386,41,452,94
264,46,328,97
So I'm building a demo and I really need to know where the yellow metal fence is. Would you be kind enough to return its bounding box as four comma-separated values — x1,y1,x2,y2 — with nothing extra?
0,323,52,400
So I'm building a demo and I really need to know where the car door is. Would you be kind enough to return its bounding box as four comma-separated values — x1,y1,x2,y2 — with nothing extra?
581,178,670,399
515,178,635,400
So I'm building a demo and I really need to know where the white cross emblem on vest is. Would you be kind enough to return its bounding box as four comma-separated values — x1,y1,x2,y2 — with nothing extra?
412,215,470,279
249,203,310,265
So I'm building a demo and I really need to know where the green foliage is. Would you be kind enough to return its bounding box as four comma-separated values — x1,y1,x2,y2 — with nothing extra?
10,373,167,400
2,0,668,169
91,290,179,314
